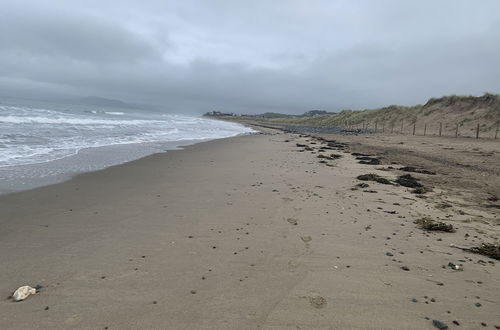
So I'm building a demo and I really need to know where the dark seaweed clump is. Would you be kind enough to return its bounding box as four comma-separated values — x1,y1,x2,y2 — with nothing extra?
465,244,500,261
414,217,455,232
356,174,392,184
412,186,433,194
399,167,436,175
357,156,381,165
395,174,422,188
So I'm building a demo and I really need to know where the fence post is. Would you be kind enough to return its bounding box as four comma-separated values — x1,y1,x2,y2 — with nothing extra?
382,122,385,133
413,123,416,135
455,123,459,138
496,123,499,139
476,123,480,139
400,121,404,134
439,122,442,137
375,120,378,132
424,123,427,136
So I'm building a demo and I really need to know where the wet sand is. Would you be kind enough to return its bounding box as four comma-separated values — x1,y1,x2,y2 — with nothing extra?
0,128,499,329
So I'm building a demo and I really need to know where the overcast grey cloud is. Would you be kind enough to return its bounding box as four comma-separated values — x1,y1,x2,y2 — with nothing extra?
1,0,499,114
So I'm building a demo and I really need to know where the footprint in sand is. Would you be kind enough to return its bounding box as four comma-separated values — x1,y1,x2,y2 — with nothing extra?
300,236,312,243
309,295,327,308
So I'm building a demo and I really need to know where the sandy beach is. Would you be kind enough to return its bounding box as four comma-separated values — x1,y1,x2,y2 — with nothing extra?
1,127,499,329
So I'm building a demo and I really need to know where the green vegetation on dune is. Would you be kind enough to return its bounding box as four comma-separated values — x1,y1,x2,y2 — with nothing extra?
228,93,500,136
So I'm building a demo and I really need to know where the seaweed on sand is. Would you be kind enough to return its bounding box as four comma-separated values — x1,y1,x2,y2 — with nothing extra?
464,244,500,261
356,174,392,184
414,217,455,232
395,174,422,188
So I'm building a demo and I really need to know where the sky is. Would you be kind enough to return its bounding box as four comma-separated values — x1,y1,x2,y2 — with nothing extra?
1,0,499,114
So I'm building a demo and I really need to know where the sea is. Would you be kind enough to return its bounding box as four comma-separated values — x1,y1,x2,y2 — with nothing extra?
0,98,254,194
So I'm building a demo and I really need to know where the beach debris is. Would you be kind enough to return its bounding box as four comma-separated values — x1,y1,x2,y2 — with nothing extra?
309,295,327,308
399,167,436,175
415,217,455,232
432,320,449,329
412,186,433,194
356,174,392,184
463,243,500,261
447,262,463,271
318,154,342,161
395,174,422,188
12,285,38,302
356,156,381,165
436,202,453,209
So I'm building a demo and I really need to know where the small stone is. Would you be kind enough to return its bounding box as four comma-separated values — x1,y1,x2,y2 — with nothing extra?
411,298,418,303
400,266,410,271
452,320,460,326
44,306,49,310
432,320,448,329
190,290,197,294
475,302,482,307
386,252,394,256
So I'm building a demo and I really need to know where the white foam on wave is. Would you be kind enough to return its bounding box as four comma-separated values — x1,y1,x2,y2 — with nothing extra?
0,104,254,167
0,115,161,125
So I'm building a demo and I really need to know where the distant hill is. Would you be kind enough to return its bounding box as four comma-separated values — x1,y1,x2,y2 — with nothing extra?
71,96,155,110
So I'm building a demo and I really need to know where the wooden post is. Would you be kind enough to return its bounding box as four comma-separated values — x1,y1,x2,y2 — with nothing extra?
455,123,459,138
412,123,416,135
476,123,480,139
439,122,442,137
496,123,499,139
400,121,404,134
424,123,427,136
382,122,385,133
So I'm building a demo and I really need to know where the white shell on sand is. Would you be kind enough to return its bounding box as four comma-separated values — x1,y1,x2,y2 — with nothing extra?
12,286,37,302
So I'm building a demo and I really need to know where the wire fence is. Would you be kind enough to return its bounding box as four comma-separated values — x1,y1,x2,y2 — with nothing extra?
344,120,499,140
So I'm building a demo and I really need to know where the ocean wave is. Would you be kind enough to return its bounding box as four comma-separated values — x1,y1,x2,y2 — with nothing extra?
0,115,162,125
0,104,254,167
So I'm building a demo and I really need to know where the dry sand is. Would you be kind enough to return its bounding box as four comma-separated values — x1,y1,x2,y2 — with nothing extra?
0,128,499,329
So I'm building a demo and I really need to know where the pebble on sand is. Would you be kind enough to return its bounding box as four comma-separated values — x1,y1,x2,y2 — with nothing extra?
432,320,448,329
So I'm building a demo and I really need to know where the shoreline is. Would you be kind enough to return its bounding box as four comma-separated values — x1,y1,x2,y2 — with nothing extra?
0,127,498,329
0,132,254,196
